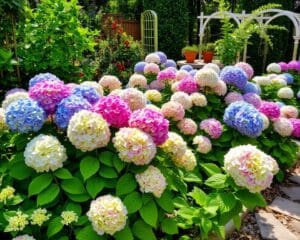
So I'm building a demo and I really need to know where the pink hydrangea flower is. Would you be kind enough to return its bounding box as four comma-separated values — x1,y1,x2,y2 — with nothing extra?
224,92,243,105
259,101,280,121
161,101,185,121
157,68,176,84
149,80,165,90
235,62,254,79
29,80,71,114
93,96,131,128
129,108,169,145
177,76,199,94
278,62,288,72
200,118,223,139
289,118,300,138
144,63,160,75
280,105,298,119
177,118,197,135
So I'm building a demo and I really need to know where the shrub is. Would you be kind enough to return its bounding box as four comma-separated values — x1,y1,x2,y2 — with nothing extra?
18,0,98,82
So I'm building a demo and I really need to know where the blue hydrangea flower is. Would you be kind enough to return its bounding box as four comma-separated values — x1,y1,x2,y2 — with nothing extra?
29,73,61,88
220,66,248,90
189,69,197,77
180,65,193,72
155,51,167,64
242,82,261,95
163,59,177,68
224,101,264,138
5,99,46,133
134,62,147,73
297,91,300,99
281,73,294,84
54,95,91,129
72,85,100,104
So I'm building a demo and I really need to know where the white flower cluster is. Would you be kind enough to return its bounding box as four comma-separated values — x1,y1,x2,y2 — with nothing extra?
67,110,111,152
87,195,128,235
170,92,192,110
24,134,67,172
195,68,219,88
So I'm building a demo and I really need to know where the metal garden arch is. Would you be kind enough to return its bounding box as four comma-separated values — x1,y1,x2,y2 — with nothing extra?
141,10,158,54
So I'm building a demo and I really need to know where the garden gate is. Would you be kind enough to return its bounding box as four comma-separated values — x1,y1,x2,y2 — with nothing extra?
141,10,158,54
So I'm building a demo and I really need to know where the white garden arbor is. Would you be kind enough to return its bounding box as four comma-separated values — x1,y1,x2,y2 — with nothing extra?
198,9,300,62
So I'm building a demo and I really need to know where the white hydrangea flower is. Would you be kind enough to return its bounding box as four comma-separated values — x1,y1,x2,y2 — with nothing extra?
190,92,207,107
31,208,51,226
136,165,167,198
87,195,127,235
5,211,29,232
277,87,294,99
118,88,147,111
61,211,78,225
193,135,212,154
99,75,122,92
170,91,192,110
2,92,29,110
172,149,197,171
252,76,271,86
203,63,220,75
12,235,35,240
145,53,161,64
160,132,187,158
273,118,293,137
128,74,148,89
145,89,162,102
266,63,281,73
67,110,111,152
195,68,219,88
24,134,67,172
0,108,7,131
261,113,270,130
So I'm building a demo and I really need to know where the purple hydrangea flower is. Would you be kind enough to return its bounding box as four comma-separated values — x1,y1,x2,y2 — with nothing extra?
29,73,61,88
134,61,147,73
180,65,193,72
155,51,167,64
220,66,248,89
163,59,177,68
72,85,100,104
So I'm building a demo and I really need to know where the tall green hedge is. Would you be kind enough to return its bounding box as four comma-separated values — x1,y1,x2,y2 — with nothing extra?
143,0,189,60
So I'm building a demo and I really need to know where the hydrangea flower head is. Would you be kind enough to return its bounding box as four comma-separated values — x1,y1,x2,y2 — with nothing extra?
29,73,60,88
176,70,189,81
99,75,122,93
180,64,193,72
24,134,67,172
55,95,91,129
193,135,212,154
163,59,177,68
155,51,167,64
30,208,51,226
80,81,104,96
4,211,29,232
128,74,148,89
200,118,223,139
278,62,288,72
134,61,147,73
235,62,254,79
2,92,29,110
118,88,147,111
5,88,27,97
190,92,207,107
273,118,293,137
87,195,127,235
72,85,100,104
170,91,192,110
289,118,300,138
259,101,280,121
172,149,197,171
243,93,262,109
177,76,199,94
224,145,279,192
161,101,185,121
0,108,8,131
224,92,244,105
281,73,294,84
0,186,15,204
213,80,227,96
144,63,160,75
157,68,176,84
145,53,161,64
136,166,167,197
92,96,131,128
277,87,294,99
266,63,281,73
242,82,261,95
129,108,169,145
220,66,248,89
287,60,300,71
5,99,46,133
195,68,219,88
61,211,78,225
29,80,72,114
280,105,298,118
160,132,187,158
177,118,197,135
113,127,156,165
67,110,111,152
145,89,162,102
203,63,220,75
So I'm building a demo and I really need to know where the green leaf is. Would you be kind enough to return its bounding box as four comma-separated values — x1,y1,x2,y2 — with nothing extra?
113,154,126,173
37,184,60,206
123,191,143,214
183,172,202,183
217,192,237,213
47,217,63,238
66,193,90,203
86,176,105,198
114,225,133,240
9,161,33,180
116,173,137,196
99,166,118,178
61,177,86,195
76,225,105,240
139,200,158,227
161,218,178,235
99,151,114,167
201,218,212,236
233,214,241,230
80,156,100,181
66,202,82,215
54,168,73,179
28,173,53,196
205,174,227,189
75,216,89,226
219,201,242,225
7,195,24,206
155,190,174,212
235,190,266,210
200,163,222,176
188,187,207,206
132,220,156,240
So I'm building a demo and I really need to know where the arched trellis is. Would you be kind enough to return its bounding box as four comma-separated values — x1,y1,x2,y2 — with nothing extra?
198,9,300,62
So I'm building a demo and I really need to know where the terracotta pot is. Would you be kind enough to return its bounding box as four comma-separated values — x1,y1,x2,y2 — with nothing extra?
184,51,197,63
202,51,214,63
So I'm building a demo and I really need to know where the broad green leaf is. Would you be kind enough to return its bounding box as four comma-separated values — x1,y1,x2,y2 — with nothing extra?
9,161,33,180
86,176,105,198
99,166,118,178
116,173,137,196
201,218,212,236
155,190,174,212
76,225,105,240
139,200,158,227
183,172,202,183
233,214,241,230
61,177,85,195
37,184,60,206
217,192,237,213
219,201,242,225
132,220,156,240
114,225,133,240
66,193,90,203
75,216,88,226
80,156,100,181
188,187,207,206
99,151,114,167
161,218,178,235
28,173,53,196
123,191,143,214
7,195,24,206
113,154,125,173
66,202,82,215
54,168,72,179
200,163,222,176
47,217,63,238
205,174,227,189
235,189,266,210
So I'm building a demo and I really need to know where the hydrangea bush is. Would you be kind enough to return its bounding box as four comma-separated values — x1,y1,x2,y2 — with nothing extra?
0,55,299,240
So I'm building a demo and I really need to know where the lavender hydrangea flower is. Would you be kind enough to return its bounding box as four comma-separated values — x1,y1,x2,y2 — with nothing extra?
5,88,27,97
72,85,100,104
180,65,193,72
54,95,91,129
155,51,167,64
220,66,248,89
29,73,61,88
243,93,262,109
134,61,147,73
242,82,261,95
163,59,177,68
5,99,46,133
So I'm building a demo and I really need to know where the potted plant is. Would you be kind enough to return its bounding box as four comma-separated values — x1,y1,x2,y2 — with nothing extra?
201,43,215,63
182,45,199,63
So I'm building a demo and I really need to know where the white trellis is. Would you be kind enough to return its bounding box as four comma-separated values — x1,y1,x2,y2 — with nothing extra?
198,9,300,61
